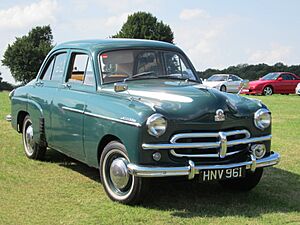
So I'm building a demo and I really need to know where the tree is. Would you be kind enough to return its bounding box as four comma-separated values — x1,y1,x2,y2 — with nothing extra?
2,25,53,84
113,12,174,43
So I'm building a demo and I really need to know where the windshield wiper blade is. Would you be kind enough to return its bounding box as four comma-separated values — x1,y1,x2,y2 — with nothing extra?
157,75,198,83
131,71,156,78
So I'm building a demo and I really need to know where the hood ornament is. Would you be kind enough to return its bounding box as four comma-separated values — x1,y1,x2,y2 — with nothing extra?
215,109,225,122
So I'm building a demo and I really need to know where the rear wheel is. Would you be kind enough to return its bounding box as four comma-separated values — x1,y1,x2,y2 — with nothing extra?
263,86,273,96
220,85,227,92
219,168,263,191
22,115,46,160
100,141,148,204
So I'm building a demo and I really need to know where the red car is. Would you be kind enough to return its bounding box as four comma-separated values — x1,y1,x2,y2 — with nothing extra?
241,72,300,95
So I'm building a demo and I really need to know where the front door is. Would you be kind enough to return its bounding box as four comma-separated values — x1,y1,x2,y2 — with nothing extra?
51,51,96,160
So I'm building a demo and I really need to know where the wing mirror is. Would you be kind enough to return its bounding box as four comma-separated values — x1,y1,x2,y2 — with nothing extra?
277,77,283,81
114,82,128,92
228,78,233,82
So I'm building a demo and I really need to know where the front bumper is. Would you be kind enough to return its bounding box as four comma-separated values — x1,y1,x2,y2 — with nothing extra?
127,152,280,179
240,88,262,95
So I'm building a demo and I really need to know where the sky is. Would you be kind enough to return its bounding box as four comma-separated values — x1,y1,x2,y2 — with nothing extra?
0,0,299,84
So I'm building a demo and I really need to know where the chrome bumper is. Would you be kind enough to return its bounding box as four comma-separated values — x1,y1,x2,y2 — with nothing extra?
127,152,280,179
5,114,12,122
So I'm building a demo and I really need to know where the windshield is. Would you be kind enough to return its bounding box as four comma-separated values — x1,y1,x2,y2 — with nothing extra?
99,49,198,83
207,75,228,81
261,73,280,80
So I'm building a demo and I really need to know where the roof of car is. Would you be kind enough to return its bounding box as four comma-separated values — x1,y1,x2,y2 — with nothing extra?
52,38,180,53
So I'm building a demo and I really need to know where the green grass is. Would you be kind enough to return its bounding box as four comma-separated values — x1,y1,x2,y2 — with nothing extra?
0,91,299,225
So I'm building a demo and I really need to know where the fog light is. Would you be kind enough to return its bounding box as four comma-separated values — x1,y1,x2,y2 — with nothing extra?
152,152,161,161
251,144,266,159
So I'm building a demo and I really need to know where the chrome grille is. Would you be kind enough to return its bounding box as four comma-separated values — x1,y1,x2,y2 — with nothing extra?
142,130,272,159
170,130,250,158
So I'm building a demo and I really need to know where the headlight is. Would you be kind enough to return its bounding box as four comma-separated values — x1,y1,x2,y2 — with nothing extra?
146,113,167,137
254,108,271,130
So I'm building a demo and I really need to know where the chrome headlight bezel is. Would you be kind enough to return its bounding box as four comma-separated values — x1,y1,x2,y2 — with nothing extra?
254,108,271,130
146,113,167,137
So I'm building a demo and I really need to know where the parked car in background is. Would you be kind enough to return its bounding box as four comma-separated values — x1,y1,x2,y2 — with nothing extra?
296,83,300,95
7,39,280,204
203,74,246,93
241,72,300,96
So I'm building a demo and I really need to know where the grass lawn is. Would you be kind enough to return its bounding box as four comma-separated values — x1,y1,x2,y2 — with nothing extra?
0,91,299,225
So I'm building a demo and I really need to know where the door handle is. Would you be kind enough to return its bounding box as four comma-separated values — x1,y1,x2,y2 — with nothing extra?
62,83,71,88
35,81,44,86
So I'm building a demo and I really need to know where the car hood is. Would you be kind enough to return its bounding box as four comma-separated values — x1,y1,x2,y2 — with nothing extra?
102,79,262,121
249,80,269,86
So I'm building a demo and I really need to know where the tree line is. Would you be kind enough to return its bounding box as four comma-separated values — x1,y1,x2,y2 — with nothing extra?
197,62,300,81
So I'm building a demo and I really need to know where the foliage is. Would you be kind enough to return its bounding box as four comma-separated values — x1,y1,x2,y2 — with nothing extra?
113,12,174,43
0,91,299,224
0,72,14,91
1,25,53,84
197,62,300,81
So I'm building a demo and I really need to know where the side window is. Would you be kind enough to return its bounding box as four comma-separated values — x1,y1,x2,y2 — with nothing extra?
67,53,95,86
164,52,196,80
41,57,55,80
232,75,240,81
51,53,68,81
83,58,96,86
281,74,293,80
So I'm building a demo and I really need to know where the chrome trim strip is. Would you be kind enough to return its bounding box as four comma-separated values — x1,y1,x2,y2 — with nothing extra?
127,152,280,178
62,106,84,114
85,112,141,127
6,114,12,122
170,150,242,158
61,106,141,127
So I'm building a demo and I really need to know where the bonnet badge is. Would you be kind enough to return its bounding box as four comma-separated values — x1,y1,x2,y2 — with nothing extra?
215,109,225,122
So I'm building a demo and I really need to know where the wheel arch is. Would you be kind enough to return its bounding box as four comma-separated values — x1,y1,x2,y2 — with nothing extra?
17,110,29,133
97,134,122,166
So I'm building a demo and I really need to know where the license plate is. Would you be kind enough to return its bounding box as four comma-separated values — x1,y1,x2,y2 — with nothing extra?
200,167,245,182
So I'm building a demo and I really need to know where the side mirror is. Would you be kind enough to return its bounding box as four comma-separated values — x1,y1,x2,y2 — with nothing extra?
228,78,233,82
114,82,128,92
204,79,207,82
277,77,283,81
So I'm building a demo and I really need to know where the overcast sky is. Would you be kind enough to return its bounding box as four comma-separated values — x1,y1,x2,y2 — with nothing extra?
0,0,299,84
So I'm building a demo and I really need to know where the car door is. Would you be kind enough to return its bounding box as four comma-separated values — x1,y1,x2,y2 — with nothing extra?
278,74,293,93
51,50,96,161
226,75,238,92
231,75,242,92
29,51,68,144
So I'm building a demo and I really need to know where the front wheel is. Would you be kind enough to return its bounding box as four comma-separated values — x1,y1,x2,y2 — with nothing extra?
263,86,273,96
218,168,263,191
220,85,227,92
100,141,148,204
22,115,46,160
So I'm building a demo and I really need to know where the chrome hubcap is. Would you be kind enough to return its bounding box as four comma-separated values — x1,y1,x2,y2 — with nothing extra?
24,123,34,155
109,158,130,190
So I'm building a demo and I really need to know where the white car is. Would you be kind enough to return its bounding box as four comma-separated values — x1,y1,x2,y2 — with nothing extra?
203,74,246,93
296,83,300,95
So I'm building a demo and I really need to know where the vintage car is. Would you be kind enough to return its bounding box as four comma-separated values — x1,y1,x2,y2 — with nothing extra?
203,74,246,93
241,72,300,95
7,39,280,204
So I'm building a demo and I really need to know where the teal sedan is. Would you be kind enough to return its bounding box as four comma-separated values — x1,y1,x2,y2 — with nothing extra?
7,39,280,204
